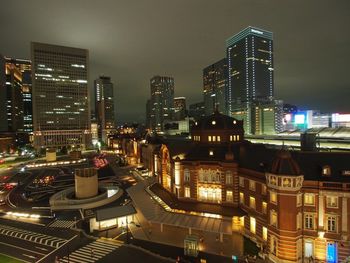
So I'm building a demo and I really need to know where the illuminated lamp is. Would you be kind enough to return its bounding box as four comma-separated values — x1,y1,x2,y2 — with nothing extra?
318,231,325,239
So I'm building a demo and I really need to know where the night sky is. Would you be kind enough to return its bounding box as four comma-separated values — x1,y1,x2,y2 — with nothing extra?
1,0,350,123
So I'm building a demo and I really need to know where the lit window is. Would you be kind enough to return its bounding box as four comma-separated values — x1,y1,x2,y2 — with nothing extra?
262,226,267,241
270,210,277,227
226,171,233,184
304,193,315,206
304,214,314,229
184,169,190,182
322,165,331,176
212,136,216,142
237,135,240,141
270,192,277,204
262,201,267,214
250,217,256,234
226,190,233,202
230,135,232,141
209,150,214,156
239,192,244,204
239,177,244,187
326,196,338,208
217,136,221,142
249,180,256,191
208,136,212,142
185,186,190,198
327,216,337,232
249,196,256,209
262,184,267,195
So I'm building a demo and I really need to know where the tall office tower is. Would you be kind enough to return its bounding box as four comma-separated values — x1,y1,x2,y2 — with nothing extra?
31,42,91,151
173,97,186,120
94,76,115,143
203,58,227,115
150,76,174,131
0,58,24,132
188,101,205,121
0,55,6,131
226,26,274,133
5,58,33,134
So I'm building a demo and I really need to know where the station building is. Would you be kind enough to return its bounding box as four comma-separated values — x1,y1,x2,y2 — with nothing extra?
140,110,350,262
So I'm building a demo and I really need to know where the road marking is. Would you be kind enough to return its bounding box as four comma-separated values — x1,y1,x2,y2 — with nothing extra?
35,246,49,251
22,254,36,259
36,234,78,263
0,241,45,255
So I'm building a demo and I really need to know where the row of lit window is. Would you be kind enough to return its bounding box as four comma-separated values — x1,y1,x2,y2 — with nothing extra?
248,217,268,241
240,192,267,214
300,213,337,232
184,186,233,202
239,177,267,194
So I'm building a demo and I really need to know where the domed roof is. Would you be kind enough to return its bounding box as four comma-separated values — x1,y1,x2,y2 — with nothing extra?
270,149,301,175
192,110,242,131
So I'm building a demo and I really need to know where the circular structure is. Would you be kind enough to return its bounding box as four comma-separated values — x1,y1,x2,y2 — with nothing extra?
46,148,57,162
75,167,98,199
49,184,123,210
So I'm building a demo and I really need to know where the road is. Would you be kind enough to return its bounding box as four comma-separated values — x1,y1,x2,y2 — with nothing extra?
0,218,78,263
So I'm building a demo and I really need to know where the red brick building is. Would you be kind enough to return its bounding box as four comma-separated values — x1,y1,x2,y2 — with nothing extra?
141,111,350,262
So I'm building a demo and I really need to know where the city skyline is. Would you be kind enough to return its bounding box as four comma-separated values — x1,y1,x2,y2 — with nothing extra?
1,0,350,123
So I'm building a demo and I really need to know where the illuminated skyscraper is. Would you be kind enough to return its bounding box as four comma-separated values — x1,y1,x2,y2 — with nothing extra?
94,76,115,142
31,42,91,150
149,76,174,131
0,57,24,132
226,26,274,133
203,58,227,115
173,97,186,120
5,58,32,133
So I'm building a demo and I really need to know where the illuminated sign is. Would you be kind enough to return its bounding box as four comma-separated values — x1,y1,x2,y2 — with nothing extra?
251,29,263,35
332,113,350,122
284,114,292,122
294,114,306,124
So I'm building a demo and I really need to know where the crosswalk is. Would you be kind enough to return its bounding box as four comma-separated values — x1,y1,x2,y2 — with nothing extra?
60,239,123,263
0,223,66,248
49,220,76,229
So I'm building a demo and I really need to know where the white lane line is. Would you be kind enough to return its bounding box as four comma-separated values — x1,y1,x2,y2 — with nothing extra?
35,246,49,252
22,254,36,259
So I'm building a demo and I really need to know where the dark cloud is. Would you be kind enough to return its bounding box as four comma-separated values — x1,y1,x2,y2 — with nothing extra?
1,0,349,122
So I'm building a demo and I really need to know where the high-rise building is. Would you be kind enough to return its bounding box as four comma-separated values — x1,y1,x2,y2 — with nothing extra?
94,76,115,142
203,58,227,115
149,76,174,131
0,55,7,132
173,97,186,120
0,58,24,132
226,26,274,133
4,58,33,134
188,101,205,121
31,42,91,150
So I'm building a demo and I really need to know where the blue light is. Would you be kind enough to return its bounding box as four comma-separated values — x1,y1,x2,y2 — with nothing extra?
327,242,337,263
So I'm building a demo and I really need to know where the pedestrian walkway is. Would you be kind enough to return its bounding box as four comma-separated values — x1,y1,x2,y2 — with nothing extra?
49,220,76,229
0,223,66,248
60,239,123,263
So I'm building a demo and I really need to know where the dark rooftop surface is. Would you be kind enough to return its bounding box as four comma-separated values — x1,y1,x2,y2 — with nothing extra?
150,183,246,217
